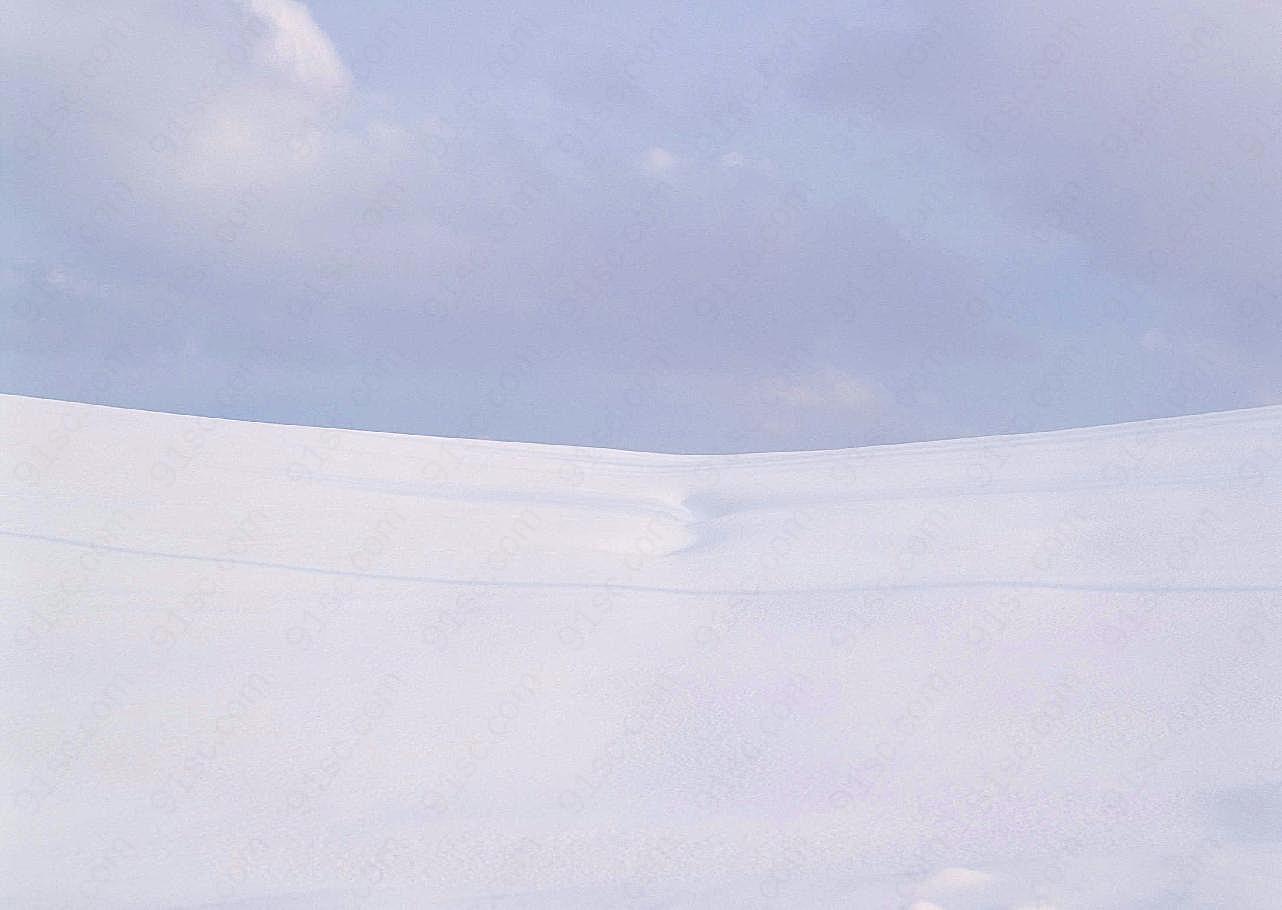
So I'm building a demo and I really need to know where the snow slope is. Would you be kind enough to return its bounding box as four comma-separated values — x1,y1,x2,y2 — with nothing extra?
2,392,1281,908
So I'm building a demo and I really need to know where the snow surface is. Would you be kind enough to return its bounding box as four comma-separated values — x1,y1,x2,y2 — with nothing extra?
3,392,1281,908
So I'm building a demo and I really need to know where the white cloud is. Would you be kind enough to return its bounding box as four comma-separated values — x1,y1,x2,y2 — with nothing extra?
2,0,421,266
921,866,995,892
643,145,676,173
245,0,350,96
759,366,885,415
906,865,996,910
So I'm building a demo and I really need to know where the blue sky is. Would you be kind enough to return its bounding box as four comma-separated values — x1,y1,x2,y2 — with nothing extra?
3,0,1279,452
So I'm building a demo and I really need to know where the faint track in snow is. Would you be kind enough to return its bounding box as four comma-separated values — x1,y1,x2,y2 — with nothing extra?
4,528,1278,597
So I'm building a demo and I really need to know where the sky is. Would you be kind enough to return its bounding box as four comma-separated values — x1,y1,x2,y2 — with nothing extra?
3,0,1280,453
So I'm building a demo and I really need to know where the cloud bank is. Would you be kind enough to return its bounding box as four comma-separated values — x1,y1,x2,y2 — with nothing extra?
3,0,1279,451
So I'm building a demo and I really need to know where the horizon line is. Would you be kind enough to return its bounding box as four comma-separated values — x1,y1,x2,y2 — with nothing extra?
3,390,1279,460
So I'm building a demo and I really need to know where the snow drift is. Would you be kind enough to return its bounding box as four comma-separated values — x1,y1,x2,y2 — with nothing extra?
3,393,1281,907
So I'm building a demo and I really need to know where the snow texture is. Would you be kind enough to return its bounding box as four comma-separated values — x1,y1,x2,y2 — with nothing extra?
3,393,1281,907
